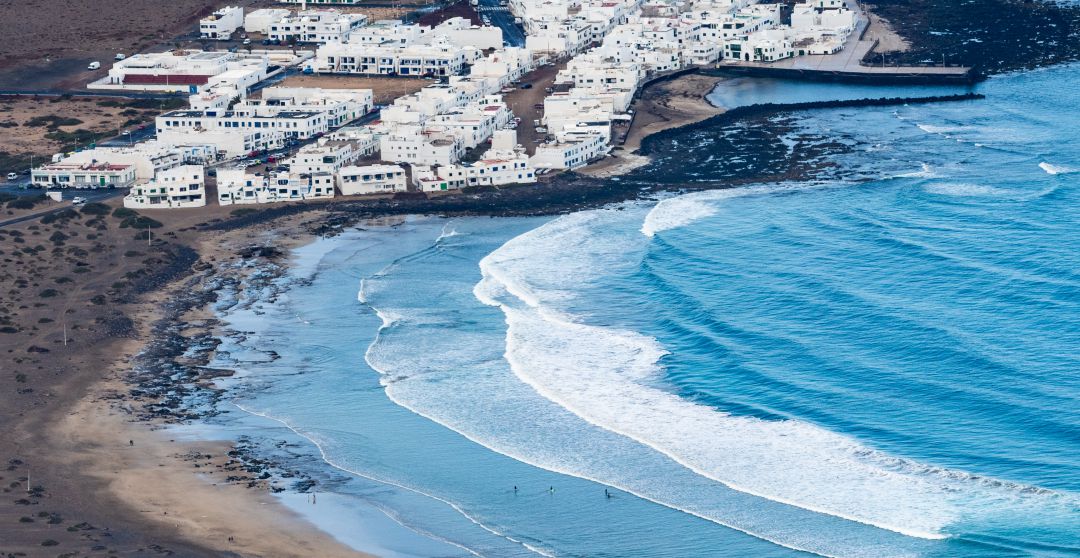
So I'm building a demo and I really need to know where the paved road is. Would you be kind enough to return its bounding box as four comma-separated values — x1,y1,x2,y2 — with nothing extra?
0,89,185,99
99,125,158,147
0,188,123,228
479,0,526,47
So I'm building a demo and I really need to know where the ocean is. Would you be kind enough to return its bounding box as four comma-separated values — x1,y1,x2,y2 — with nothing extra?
199,64,1080,557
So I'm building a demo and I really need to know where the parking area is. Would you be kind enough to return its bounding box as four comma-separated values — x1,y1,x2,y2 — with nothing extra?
502,62,565,154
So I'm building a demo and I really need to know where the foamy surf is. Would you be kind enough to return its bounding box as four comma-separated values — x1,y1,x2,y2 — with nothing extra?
923,183,1011,197
1039,162,1076,175
641,183,827,238
474,203,1076,543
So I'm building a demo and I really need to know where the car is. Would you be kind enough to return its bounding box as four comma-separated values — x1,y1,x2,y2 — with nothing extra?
243,38,252,45
520,83,533,89
6,172,18,181
87,61,101,70
71,196,86,205
262,39,272,45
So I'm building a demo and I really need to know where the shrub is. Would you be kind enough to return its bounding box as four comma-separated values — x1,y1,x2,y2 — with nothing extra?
39,289,59,298
80,202,110,216
7,198,36,210
112,207,137,219
41,209,78,224
119,215,162,229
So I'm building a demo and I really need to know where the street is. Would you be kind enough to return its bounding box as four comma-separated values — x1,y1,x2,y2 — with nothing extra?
0,188,123,228
478,0,526,47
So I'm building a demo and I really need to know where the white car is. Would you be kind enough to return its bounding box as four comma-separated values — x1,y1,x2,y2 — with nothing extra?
5,172,17,181
87,61,101,70
115,53,126,61
71,196,87,205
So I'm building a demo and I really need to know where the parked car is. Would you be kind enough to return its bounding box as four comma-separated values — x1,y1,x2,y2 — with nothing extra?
71,196,86,205
6,172,18,181
115,53,126,61
87,61,101,70
243,38,252,45
519,83,532,89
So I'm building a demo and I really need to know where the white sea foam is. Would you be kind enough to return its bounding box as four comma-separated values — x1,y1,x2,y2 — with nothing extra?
923,183,1011,197
894,162,937,179
473,204,1075,543
1039,162,1076,175
641,183,829,237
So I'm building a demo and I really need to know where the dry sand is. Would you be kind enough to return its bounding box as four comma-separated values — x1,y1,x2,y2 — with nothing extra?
0,96,164,157
278,74,430,106
581,73,725,177
0,198,368,557
865,8,912,53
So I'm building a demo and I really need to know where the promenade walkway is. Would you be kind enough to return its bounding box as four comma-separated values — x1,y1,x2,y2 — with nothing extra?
717,0,972,80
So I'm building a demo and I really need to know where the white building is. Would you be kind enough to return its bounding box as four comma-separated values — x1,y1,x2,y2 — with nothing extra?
380,127,465,166
217,168,336,205
89,51,269,94
313,39,474,76
245,8,292,34
157,87,372,155
200,6,244,40
286,138,368,175
337,164,407,195
123,165,206,209
431,17,505,50
530,131,608,170
157,127,285,158
40,142,203,182
416,130,536,191
31,162,137,189
268,10,367,44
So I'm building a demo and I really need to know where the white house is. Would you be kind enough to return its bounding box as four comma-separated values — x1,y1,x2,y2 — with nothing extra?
89,51,269,94
337,164,407,195
268,10,367,44
530,131,608,170
31,162,137,189
200,6,244,40
217,168,336,205
380,127,464,166
244,8,291,34
314,39,473,76
157,127,285,158
123,165,206,209
286,138,367,175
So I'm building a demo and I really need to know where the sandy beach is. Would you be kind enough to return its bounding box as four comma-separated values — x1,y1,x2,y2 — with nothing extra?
580,73,726,178
0,197,367,556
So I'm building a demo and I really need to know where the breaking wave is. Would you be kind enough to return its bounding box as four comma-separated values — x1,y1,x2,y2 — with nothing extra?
473,202,1077,543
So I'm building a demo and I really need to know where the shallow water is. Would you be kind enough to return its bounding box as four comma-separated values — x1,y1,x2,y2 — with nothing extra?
207,65,1080,557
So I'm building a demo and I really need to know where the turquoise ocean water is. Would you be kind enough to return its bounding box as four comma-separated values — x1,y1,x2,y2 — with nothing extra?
203,64,1080,557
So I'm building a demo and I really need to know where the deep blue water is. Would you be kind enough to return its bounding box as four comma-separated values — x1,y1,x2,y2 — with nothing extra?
206,66,1080,557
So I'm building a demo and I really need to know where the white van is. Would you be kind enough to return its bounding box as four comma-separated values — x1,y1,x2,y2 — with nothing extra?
87,61,101,70
115,53,126,61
